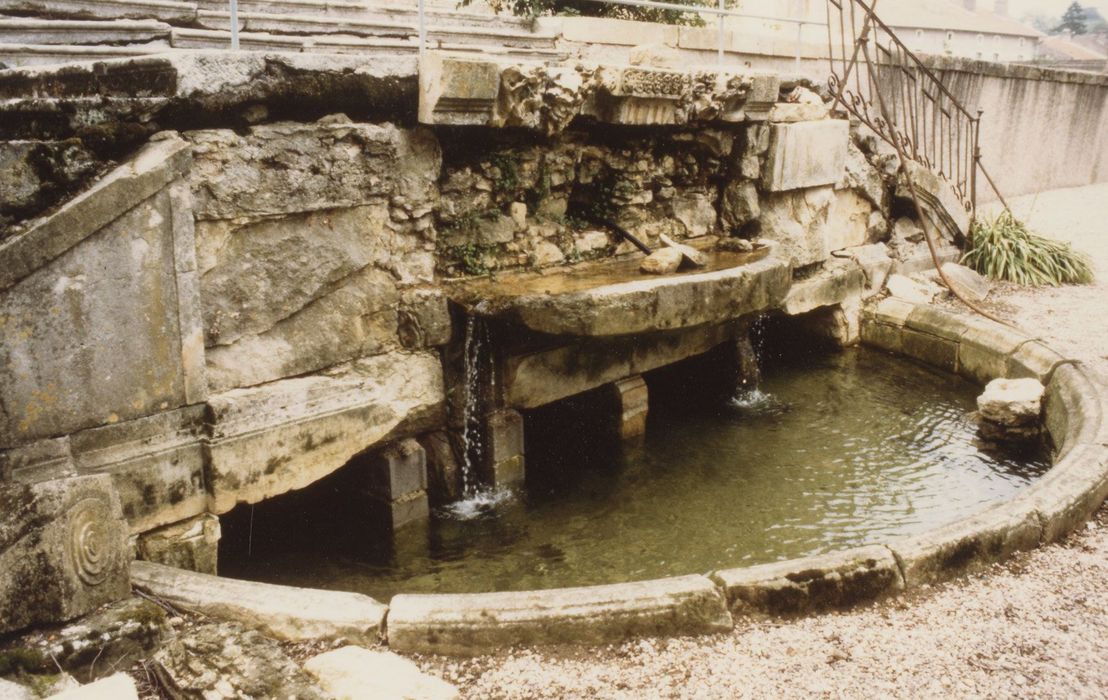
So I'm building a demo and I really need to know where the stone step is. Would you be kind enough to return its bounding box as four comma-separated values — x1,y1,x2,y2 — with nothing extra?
0,17,171,44
194,0,532,32
195,9,557,49
0,41,168,67
0,0,197,24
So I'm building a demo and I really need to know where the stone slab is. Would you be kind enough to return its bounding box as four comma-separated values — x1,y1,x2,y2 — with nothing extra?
956,318,1034,386
387,574,732,655
304,646,459,700
131,561,387,644
1044,363,1103,456
205,351,444,514
1013,441,1108,544
504,322,735,409
781,259,865,316
762,119,849,192
714,545,903,616
69,405,207,533
464,248,789,338
0,136,190,292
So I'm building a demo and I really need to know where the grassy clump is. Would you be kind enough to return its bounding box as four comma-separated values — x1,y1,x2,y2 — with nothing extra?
962,210,1094,286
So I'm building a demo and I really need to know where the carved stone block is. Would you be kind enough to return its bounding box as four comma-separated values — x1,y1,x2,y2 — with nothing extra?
0,474,131,634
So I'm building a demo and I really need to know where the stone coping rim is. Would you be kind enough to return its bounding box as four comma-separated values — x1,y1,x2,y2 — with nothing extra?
138,302,1106,653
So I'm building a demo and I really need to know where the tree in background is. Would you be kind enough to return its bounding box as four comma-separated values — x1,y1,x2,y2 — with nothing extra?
1055,1,1088,35
462,0,710,26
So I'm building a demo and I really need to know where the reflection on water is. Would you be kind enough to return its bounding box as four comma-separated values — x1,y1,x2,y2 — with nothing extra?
221,348,1049,601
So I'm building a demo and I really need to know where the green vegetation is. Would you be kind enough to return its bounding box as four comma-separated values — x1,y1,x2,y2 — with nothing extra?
462,0,707,25
961,210,1093,286
1056,1,1088,35
0,648,47,675
442,242,499,276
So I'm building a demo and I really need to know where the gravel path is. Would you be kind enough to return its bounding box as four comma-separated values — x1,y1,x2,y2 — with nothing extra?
413,183,1108,699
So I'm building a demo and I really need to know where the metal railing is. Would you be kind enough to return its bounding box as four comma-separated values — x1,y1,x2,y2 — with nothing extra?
825,0,982,216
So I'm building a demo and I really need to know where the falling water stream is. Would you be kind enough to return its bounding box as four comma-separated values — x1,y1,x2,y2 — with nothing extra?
442,311,512,519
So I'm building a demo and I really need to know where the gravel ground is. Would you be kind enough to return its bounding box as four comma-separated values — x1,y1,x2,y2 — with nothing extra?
413,184,1108,699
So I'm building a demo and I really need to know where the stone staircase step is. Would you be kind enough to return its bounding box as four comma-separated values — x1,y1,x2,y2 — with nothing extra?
0,0,197,24
0,41,168,67
195,9,556,49
0,17,171,45
168,27,306,51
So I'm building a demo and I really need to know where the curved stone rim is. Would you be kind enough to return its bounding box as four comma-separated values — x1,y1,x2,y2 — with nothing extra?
134,300,1108,656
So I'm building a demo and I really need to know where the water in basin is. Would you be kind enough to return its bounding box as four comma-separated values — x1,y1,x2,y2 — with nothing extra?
220,347,1049,601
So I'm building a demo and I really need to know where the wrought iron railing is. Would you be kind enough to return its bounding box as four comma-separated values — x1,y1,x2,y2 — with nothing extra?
825,0,983,217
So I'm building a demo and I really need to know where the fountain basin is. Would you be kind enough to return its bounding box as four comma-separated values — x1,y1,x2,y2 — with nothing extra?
168,302,1106,655
449,244,790,337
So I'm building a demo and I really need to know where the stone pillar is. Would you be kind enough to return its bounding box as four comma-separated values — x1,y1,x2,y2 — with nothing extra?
484,410,525,487
367,439,430,530
612,376,649,440
136,513,221,575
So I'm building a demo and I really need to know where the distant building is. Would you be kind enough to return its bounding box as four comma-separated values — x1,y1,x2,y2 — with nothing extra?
877,0,1043,62
1037,32,1108,72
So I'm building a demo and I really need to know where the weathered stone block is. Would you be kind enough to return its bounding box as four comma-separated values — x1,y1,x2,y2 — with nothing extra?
758,187,834,267
0,139,98,222
1044,363,1103,455
1007,340,1067,383
131,561,387,644
305,646,459,700
399,287,452,348
0,474,131,634
505,323,735,409
205,351,444,514
70,405,207,533
387,575,732,655
136,514,221,575
897,161,971,242
956,320,1030,386
612,376,649,440
418,52,502,126
781,259,864,316
762,119,849,192
714,545,903,616
720,179,760,232
368,439,427,501
0,435,74,484
890,501,1042,587
186,120,440,221
379,491,431,531
900,327,959,372
1,167,198,448
1012,442,1108,543
825,189,874,251
485,410,525,487
420,431,462,504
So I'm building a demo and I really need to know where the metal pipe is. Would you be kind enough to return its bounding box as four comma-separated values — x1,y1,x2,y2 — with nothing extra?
581,0,821,25
717,0,724,66
229,0,239,50
418,0,427,56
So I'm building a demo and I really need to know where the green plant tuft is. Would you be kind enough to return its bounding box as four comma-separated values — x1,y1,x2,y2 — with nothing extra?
961,210,1093,286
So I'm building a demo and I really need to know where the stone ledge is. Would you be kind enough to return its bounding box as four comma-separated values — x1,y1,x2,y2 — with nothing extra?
712,545,903,617
205,350,445,514
386,575,733,655
0,135,191,292
130,561,387,644
459,247,789,338
888,500,1043,587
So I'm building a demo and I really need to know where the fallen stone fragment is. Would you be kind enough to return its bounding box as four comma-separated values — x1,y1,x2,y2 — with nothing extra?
717,237,756,253
153,621,325,700
977,377,1045,440
885,273,940,304
659,233,707,267
304,646,459,700
940,262,992,302
130,561,386,644
640,247,684,274
48,673,137,700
